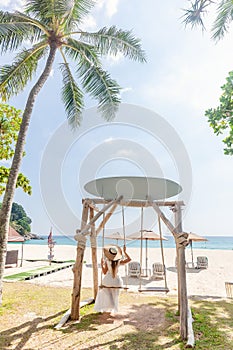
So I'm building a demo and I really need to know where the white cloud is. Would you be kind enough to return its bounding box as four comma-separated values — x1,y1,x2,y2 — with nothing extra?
96,0,105,10
105,0,119,18
104,137,114,143
96,0,120,18
1,0,25,11
141,29,233,115
120,87,133,96
0,0,11,7
81,14,97,31
106,52,124,65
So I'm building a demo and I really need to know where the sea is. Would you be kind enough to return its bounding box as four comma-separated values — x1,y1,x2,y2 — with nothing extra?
9,235,233,250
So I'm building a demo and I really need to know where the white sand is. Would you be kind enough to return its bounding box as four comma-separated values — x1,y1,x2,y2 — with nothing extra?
4,244,233,299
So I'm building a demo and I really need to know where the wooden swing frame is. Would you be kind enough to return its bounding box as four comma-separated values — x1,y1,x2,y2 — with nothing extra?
71,197,190,342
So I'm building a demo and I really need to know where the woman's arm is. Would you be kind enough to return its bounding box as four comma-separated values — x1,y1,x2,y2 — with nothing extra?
120,245,131,265
101,257,108,274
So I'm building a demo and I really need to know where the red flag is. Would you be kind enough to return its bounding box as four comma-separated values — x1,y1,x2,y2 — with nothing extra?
48,228,53,244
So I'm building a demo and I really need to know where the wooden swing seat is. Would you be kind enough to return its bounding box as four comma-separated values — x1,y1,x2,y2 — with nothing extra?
99,285,128,290
138,286,169,293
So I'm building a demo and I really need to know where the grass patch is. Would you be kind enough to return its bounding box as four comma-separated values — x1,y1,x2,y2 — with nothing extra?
0,283,233,349
3,262,74,281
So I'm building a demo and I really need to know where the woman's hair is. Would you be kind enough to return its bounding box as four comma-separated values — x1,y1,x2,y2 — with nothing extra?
111,260,119,278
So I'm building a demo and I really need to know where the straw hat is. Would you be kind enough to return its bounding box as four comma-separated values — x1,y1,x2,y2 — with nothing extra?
103,245,122,261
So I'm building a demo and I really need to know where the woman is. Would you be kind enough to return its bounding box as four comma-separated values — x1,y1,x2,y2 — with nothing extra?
94,244,131,315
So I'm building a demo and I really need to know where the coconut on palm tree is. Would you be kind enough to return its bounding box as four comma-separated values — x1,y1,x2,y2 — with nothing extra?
0,0,146,304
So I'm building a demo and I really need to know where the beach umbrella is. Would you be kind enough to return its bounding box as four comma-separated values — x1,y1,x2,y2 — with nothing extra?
127,230,168,273
187,232,208,267
104,231,130,245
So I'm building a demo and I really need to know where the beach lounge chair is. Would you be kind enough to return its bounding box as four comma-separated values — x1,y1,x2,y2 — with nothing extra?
196,256,208,269
128,261,140,278
151,262,165,279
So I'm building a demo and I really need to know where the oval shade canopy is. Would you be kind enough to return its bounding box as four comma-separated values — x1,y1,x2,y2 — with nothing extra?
84,176,182,200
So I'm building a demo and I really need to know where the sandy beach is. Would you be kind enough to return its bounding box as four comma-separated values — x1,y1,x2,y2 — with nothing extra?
4,244,233,299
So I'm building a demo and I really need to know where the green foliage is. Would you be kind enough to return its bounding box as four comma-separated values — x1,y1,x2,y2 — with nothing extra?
0,43,48,101
205,71,233,155
10,202,32,235
0,103,22,160
0,167,32,195
182,1,233,155
0,103,32,194
0,1,146,126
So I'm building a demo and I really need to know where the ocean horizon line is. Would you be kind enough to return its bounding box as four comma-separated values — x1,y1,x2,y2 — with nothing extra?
9,234,233,251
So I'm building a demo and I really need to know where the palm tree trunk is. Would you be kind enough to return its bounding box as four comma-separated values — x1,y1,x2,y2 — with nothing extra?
0,43,57,305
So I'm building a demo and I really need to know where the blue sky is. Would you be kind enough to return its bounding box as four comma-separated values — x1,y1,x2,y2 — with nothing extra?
1,0,233,237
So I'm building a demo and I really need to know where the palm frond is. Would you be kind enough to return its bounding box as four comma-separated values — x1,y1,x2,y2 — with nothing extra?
25,0,95,29
63,0,95,31
0,42,48,100
212,0,233,41
64,37,100,62
25,0,62,26
0,11,45,53
181,0,213,30
59,60,84,128
64,38,121,120
79,26,146,62
82,64,120,120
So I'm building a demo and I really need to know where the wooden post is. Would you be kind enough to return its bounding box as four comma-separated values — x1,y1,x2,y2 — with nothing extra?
176,241,180,313
174,204,188,341
151,201,188,340
71,197,122,320
90,207,98,300
71,201,89,320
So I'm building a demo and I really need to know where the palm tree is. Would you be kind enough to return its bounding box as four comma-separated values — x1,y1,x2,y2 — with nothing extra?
0,0,146,304
182,0,233,154
182,0,233,41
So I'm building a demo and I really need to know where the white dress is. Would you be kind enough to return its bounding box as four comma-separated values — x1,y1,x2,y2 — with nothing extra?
94,260,123,313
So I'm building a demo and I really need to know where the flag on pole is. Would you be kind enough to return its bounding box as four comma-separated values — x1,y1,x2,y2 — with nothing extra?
48,227,53,245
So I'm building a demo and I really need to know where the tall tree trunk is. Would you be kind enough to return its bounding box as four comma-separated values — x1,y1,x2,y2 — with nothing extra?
0,44,57,305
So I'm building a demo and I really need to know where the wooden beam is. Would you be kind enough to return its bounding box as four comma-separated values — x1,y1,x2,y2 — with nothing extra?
88,202,99,212
55,298,95,329
76,196,123,237
90,208,98,299
96,202,118,235
150,201,178,235
151,201,188,340
87,198,184,208
186,306,195,348
174,204,188,341
176,241,181,314
71,201,89,320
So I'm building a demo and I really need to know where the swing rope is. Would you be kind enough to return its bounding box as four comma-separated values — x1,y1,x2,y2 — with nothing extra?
158,215,168,290
100,212,105,286
138,208,169,293
139,206,144,291
122,205,126,243
99,205,128,290
122,205,128,289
